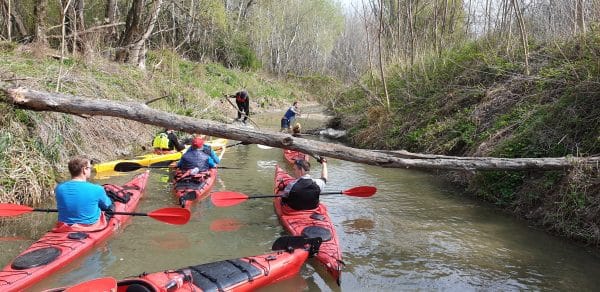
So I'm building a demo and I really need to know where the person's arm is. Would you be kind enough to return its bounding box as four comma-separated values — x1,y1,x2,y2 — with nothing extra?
319,158,328,183
168,132,185,152
207,157,217,169
98,187,113,211
210,149,220,164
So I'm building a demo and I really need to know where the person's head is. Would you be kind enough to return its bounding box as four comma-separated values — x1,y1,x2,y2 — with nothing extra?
292,123,301,135
293,159,310,177
165,128,174,134
68,156,92,179
191,136,205,149
293,101,299,107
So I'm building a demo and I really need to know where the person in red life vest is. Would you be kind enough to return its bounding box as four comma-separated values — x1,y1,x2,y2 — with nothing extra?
227,90,250,124
177,136,218,175
55,157,113,226
281,157,328,210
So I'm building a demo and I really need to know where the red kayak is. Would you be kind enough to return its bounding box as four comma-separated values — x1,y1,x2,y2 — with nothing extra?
283,149,310,165
273,165,343,285
172,168,218,209
0,171,150,291
45,236,322,292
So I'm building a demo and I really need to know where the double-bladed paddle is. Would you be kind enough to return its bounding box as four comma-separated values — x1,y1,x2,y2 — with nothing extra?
114,162,241,172
0,204,191,225
210,186,377,207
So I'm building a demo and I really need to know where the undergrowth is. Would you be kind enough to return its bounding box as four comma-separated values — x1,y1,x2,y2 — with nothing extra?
332,33,600,245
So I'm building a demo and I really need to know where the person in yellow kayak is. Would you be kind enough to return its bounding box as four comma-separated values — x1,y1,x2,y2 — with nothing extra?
280,157,328,210
152,128,185,153
55,157,113,228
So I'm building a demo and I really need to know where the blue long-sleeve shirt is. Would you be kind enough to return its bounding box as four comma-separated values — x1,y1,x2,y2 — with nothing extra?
55,181,112,225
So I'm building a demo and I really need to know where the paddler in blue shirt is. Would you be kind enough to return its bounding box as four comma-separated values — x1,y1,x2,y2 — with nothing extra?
55,157,113,225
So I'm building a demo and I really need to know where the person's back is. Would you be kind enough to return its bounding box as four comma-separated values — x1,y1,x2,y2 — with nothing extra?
177,137,216,172
281,158,327,211
55,181,108,224
55,157,112,225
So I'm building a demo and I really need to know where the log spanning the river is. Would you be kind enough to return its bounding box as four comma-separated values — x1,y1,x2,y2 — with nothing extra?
1,86,598,171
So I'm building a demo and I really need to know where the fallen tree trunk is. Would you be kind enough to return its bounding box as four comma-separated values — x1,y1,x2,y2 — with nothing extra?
1,86,598,171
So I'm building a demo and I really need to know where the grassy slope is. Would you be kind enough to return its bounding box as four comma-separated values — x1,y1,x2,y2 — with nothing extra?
0,44,308,206
332,34,600,245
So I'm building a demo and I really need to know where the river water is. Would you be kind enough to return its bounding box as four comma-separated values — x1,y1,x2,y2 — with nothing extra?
2,108,600,291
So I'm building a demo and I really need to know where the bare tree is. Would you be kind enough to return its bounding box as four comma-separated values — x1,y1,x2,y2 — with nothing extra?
512,0,529,75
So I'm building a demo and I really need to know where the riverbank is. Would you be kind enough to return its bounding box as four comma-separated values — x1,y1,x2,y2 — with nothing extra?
0,44,311,206
329,33,600,246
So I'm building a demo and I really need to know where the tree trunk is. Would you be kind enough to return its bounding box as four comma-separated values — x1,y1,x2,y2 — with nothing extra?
104,0,119,41
33,0,49,45
3,87,597,171
512,0,529,75
116,0,144,62
576,0,585,35
377,0,390,110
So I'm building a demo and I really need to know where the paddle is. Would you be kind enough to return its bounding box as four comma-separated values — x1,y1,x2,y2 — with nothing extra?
0,204,191,225
64,277,117,292
210,186,377,207
114,162,241,172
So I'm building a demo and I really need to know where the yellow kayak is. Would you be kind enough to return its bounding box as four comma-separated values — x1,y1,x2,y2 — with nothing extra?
93,138,229,174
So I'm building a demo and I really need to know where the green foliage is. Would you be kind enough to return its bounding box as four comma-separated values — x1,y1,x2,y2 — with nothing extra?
473,171,525,207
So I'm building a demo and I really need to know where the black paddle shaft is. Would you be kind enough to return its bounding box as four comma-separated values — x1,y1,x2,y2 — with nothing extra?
247,192,342,199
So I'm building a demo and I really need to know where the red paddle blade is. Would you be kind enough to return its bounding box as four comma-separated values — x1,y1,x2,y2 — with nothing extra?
148,207,191,225
210,218,243,232
210,191,249,207
341,186,377,197
64,277,117,292
0,204,34,217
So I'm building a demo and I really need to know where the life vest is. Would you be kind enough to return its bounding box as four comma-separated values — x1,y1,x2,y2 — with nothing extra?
152,133,170,150
236,91,248,103
178,149,211,171
283,178,320,210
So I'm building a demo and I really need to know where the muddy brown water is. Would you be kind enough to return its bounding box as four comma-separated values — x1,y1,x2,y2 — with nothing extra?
2,107,600,291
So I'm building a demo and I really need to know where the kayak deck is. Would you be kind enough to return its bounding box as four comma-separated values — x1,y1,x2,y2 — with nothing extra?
0,171,150,291
45,238,316,292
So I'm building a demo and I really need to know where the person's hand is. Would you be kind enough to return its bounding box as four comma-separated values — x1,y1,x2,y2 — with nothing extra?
316,156,327,164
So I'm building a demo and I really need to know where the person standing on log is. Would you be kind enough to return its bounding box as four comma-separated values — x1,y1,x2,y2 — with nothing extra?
227,90,250,124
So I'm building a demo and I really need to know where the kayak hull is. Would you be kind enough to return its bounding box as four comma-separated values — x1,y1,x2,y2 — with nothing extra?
0,171,150,291
45,248,310,292
283,149,310,165
272,165,343,285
